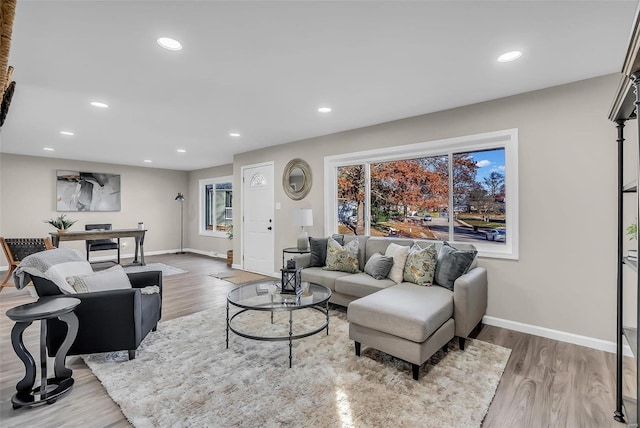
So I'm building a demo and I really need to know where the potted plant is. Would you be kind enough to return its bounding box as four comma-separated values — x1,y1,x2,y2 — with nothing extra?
628,220,638,260
226,224,233,267
44,214,77,233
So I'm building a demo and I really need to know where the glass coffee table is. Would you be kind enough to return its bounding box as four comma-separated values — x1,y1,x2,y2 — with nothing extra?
226,281,331,368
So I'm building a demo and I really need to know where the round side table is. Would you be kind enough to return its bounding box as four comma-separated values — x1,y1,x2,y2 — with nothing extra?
282,247,310,268
6,296,80,409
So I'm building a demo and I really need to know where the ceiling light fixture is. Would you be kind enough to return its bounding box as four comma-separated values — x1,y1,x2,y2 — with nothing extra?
229,133,240,137
144,159,152,163
90,101,109,108
43,147,54,151
497,51,522,63
157,37,182,51
60,131,74,136
177,149,186,153
318,107,332,113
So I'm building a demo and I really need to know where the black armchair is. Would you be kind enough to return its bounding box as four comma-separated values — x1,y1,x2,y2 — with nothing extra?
85,223,120,264
32,271,162,360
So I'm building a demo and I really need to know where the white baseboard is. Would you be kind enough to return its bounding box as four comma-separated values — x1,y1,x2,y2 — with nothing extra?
483,315,633,357
184,248,227,260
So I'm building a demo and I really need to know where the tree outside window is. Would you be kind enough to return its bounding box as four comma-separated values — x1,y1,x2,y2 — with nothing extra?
335,148,506,245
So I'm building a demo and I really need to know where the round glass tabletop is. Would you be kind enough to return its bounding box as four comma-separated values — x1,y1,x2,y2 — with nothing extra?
227,281,331,311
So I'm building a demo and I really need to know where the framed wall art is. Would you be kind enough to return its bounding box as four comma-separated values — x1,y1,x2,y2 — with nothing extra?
56,170,121,212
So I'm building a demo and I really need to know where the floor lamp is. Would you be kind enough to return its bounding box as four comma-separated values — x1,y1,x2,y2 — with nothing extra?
175,192,185,254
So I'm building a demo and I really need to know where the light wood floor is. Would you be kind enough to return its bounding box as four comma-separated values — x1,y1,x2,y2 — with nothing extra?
0,253,628,427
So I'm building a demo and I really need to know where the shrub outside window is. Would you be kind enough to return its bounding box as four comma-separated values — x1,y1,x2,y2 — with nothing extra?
199,176,233,238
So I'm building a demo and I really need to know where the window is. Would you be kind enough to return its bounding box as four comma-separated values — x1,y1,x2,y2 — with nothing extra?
325,129,518,259
199,176,233,237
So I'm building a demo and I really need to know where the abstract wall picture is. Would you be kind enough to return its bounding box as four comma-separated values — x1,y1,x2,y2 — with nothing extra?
56,170,121,211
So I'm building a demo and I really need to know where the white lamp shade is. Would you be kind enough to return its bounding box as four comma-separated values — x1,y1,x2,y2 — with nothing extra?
292,208,313,227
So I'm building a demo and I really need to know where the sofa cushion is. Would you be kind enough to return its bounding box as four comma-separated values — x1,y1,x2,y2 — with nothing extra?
403,243,437,286
301,267,351,292
309,235,344,267
347,283,453,342
364,253,394,280
434,242,477,290
324,237,359,273
335,272,396,299
384,242,411,283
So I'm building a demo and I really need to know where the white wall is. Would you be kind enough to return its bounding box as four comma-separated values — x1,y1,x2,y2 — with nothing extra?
233,74,629,343
0,74,631,345
0,154,188,264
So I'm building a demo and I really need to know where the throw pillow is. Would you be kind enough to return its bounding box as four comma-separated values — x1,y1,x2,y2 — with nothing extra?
309,235,344,267
323,237,359,273
66,264,132,293
434,242,477,290
403,243,438,286
364,252,394,280
384,243,411,284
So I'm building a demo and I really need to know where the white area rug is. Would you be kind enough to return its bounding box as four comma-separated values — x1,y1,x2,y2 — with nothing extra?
123,263,186,276
84,307,510,427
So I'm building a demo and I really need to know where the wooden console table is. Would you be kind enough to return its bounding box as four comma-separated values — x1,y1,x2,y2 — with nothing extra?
50,229,146,266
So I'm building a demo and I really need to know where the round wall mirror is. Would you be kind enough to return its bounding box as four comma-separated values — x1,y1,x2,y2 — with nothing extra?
283,158,312,200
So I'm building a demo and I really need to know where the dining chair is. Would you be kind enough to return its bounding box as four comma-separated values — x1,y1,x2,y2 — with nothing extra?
85,224,120,264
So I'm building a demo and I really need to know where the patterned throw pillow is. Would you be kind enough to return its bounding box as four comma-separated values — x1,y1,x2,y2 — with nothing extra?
323,237,359,273
403,243,437,286
384,243,411,284
434,242,477,290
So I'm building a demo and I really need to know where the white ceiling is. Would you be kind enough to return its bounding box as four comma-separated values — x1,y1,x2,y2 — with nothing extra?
1,1,637,171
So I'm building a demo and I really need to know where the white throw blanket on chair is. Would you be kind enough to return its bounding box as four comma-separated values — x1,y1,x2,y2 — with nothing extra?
13,247,93,294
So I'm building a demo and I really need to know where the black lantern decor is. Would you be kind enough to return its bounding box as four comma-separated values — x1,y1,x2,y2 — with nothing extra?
281,266,302,294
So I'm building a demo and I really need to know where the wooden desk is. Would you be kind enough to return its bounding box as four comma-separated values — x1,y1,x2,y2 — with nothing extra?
50,229,146,266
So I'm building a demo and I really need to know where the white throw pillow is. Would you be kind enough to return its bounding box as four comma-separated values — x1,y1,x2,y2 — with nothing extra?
47,260,94,294
384,243,411,284
66,264,132,293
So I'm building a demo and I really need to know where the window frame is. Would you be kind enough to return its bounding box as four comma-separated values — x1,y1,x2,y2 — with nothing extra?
199,175,233,238
324,129,519,259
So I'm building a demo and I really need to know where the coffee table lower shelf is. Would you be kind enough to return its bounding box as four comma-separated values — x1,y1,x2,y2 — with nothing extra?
225,282,331,368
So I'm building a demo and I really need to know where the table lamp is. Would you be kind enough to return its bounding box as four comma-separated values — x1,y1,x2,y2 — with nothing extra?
292,208,313,251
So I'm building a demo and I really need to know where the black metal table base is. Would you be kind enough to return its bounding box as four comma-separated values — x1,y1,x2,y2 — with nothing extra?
226,301,330,368
7,298,79,409
12,377,74,409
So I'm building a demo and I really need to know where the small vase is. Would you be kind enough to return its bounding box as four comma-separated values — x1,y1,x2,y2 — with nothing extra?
57,229,67,234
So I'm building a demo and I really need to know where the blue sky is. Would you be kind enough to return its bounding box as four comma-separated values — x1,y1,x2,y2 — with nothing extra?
467,149,505,182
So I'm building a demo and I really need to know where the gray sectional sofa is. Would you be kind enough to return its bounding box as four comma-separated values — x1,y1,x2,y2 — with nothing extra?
294,235,488,379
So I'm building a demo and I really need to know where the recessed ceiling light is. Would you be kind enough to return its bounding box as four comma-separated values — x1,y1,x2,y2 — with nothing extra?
60,131,74,136
144,159,152,163
157,37,182,51
43,147,54,151
497,51,522,63
229,133,241,137
177,149,186,153
318,107,332,113
90,101,109,108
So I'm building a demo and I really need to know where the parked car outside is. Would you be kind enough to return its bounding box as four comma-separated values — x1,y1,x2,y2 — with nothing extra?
423,214,432,221
485,229,506,242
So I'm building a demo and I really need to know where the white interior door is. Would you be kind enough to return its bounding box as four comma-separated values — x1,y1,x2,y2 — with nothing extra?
242,163,275,274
